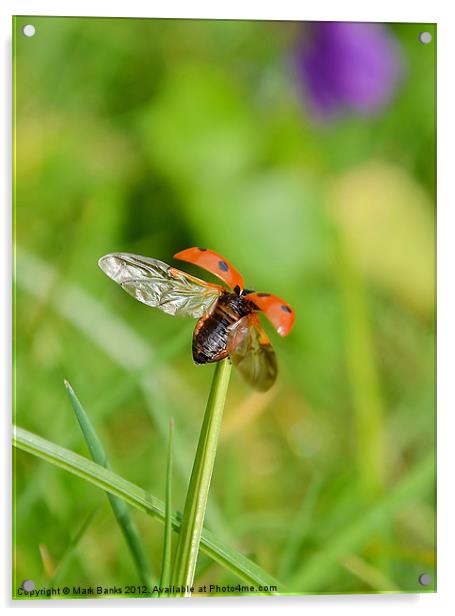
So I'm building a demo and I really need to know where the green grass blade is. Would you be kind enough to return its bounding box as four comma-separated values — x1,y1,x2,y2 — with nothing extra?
50,508,98,586
13,425,283,594
337,238,385,499
171,359,231,596
159,418,174,595
289,452,435,591
64,380,155,589
278,477,323,579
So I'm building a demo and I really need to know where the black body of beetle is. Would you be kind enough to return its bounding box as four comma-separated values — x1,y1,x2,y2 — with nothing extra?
192,291,256,364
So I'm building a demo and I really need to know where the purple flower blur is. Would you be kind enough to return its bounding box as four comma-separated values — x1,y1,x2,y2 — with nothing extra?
294,22,404,120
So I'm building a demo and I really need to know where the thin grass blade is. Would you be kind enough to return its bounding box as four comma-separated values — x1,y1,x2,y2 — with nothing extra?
158,418,174,596
278,477,323,579
289,453,435,591
64,380,155,589
50,508,98,586
13,425,283,593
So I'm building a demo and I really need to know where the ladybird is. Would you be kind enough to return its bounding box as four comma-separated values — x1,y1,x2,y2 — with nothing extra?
98,247,295,391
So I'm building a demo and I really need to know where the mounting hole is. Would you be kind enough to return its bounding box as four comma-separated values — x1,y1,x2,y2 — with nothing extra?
22,579,35,592
418,573,432,586
21,24,36,37
419,31,432,45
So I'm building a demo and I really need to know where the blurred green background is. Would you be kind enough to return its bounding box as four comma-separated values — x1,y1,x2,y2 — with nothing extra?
13,16,435,596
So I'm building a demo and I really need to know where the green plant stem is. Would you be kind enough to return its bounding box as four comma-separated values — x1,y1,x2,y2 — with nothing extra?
171,359,232,596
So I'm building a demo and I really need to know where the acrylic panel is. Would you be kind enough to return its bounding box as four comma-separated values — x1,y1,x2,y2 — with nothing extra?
12,16,436,599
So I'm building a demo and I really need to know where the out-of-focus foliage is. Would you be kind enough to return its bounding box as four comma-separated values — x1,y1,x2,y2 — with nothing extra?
13,16,435,596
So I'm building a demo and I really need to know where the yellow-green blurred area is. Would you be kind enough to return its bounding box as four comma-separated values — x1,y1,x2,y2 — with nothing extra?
13,16,435,596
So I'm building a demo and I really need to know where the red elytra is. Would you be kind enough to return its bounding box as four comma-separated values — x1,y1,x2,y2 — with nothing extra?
243,292,295,337
174,247,295,337
174,247,245,291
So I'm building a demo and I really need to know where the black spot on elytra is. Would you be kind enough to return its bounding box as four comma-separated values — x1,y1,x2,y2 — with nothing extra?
234,285,241,295
281,304,292,313
198,247,207,251
257,292,271,297
218,260,229,272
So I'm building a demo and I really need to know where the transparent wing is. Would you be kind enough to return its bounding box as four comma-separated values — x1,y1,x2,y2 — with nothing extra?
228,313,277,392
98,252,222,319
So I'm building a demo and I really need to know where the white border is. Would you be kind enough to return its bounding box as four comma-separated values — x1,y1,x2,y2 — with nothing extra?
0,0,443,22
2,1,453,614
